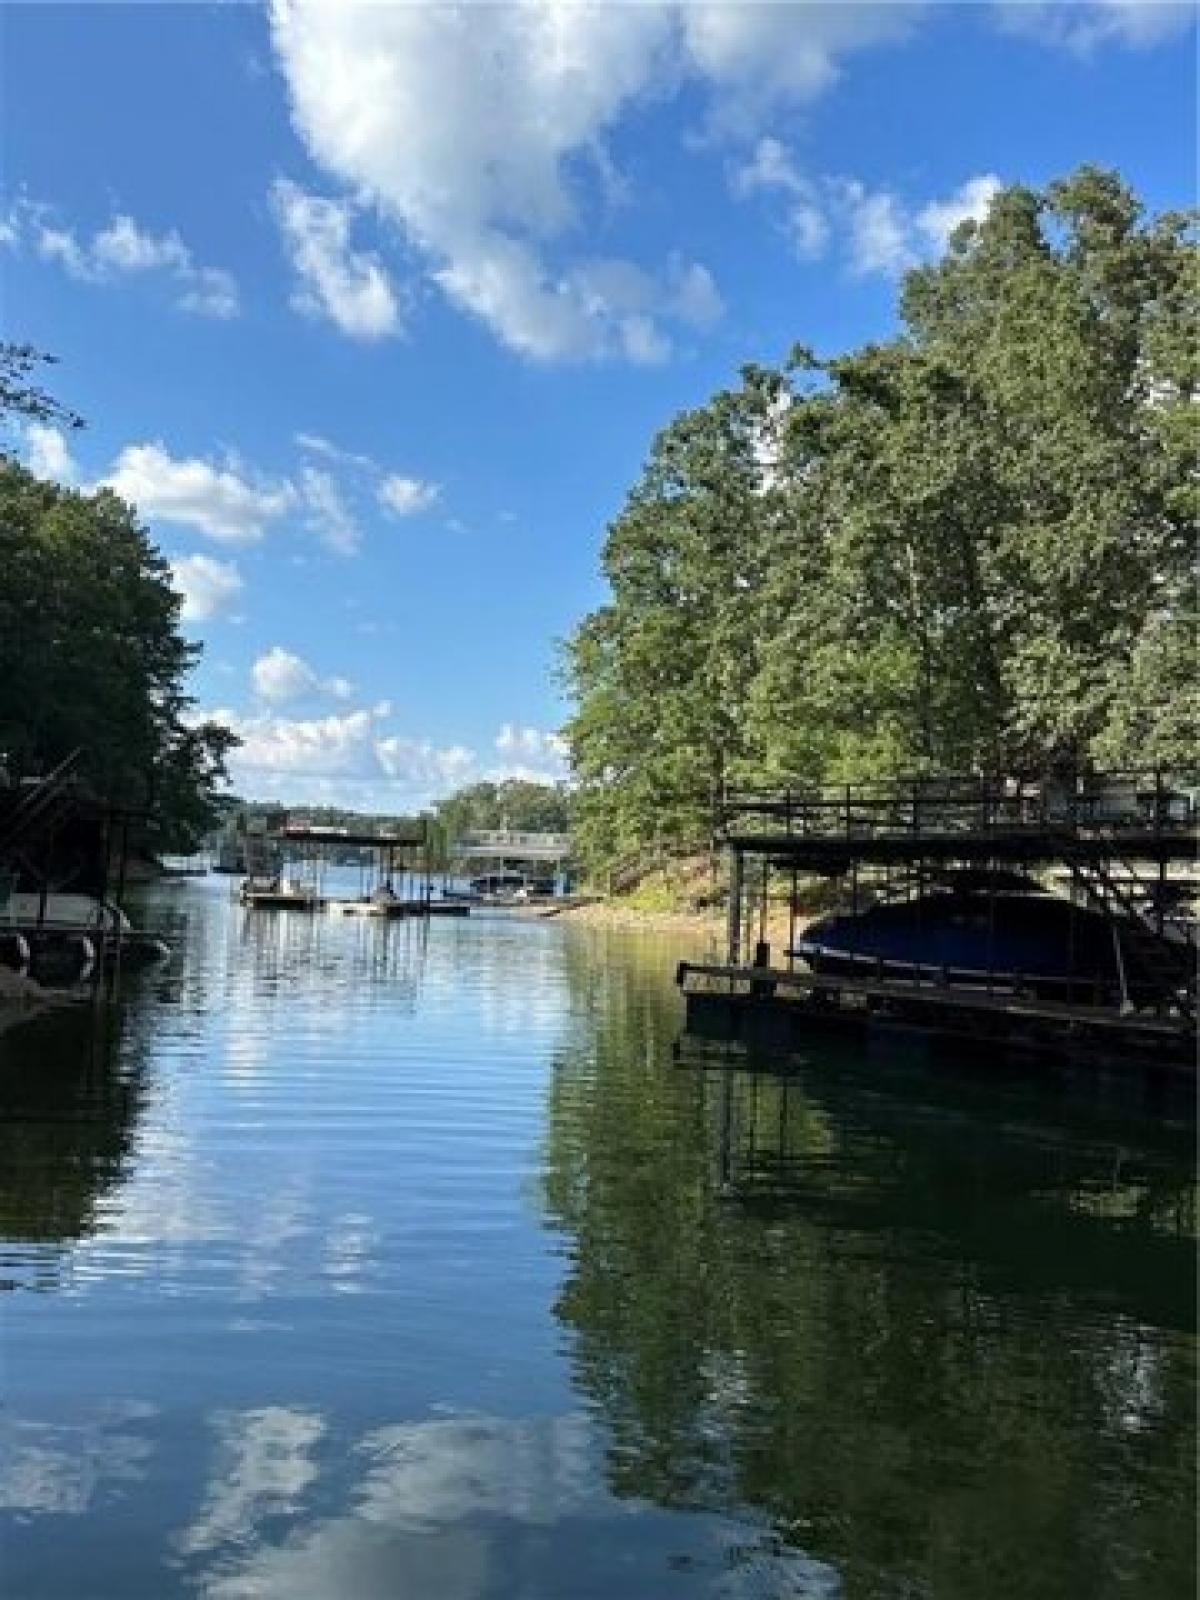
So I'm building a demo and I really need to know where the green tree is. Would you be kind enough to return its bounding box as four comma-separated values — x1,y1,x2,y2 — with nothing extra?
565,168,1197,880
0,458,236,850
0,342,84,432
430,778,573,864
565,369,788,877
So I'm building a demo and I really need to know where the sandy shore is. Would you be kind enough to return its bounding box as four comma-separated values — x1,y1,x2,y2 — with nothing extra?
547,898,810,954
552,900,721,937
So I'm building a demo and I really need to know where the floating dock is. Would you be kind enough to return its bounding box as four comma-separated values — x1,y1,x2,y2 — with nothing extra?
678,771,1198,1074
338,898,468,918
236,819,469,919
240,887,327,912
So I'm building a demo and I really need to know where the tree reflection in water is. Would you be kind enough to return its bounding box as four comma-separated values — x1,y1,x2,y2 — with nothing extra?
541,932,1197,1600
0,1006,150,1286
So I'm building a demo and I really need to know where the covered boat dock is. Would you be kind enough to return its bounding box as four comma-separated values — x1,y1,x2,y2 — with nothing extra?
678,771,1198,1074
240,818,465,916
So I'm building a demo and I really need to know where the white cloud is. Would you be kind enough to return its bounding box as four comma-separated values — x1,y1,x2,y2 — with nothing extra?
839,181,918,278
679,3,919,127
270,2,800,360
493,723,570,783
298,466,360,555
212,705,386,779
8,202,239,317
915,174,1005,251
207,701,478,807
170,554,244,623
101,443,294,543
733,144,1003,277
66,429,439,558
176,267,241,320
271,178,401,341
994,0,1194,52
91,214,191,275
378,474,440,518
251,646,354,705
294,432,375,471
203,706,569,806
24,422,76,482
734,137,831,260
668,258,725,328
375,736,477,790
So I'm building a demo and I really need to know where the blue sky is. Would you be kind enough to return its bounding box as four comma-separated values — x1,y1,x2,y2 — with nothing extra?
1,1,1195,809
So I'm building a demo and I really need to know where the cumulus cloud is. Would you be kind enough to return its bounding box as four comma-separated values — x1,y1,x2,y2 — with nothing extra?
378,474,440,518
23,422,77,482
206,699,480,808
199,702,571,808
5,201,239,317
492,723,570,783
32,424,442,558
251,646,354,705
270,2,815,360
915,174,1005,251
839,181,917,278
212,704,387,780
170,554,244,623
101,443,295,543
375,736,476,790
733,142,1003,276
270,178,401,341
296,437,440,526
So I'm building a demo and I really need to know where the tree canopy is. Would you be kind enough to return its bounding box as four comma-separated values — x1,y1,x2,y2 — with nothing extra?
564,168,1197,879
433,778,572,846
0,454,236,850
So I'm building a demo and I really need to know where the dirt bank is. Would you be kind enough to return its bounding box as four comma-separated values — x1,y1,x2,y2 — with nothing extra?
552,899,722,938
549,897,813,956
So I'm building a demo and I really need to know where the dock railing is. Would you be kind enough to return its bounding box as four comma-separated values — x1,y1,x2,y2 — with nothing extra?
716,770,1199,848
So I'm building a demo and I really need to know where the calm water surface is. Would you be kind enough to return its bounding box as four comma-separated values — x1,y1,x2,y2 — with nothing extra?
0,881,1194,1599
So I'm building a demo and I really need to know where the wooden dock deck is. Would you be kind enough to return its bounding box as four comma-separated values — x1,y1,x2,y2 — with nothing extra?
677,960,1195,1074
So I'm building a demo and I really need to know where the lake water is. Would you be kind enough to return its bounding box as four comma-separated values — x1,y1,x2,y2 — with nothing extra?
0,880,1195,1599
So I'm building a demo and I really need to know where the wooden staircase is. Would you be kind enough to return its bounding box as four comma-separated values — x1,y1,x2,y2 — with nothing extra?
1057,837,1196,1023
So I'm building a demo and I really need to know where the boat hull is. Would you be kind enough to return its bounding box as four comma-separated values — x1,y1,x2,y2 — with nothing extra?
795,893,1128,1002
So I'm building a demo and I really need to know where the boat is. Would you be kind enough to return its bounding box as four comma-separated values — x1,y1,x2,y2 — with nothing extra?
0,892,168,969
239,874,325,911
792,871,1190,1007
467,872,530,899
341,884,406,918
4,891,130,935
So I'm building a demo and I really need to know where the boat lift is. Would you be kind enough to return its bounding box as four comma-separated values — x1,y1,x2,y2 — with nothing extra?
677,770,1198,1073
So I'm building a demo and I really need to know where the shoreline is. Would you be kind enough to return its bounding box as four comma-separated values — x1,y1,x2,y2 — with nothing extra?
551,899,722,938
546,897,811,953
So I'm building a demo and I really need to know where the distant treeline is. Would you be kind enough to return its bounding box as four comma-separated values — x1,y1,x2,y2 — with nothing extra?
563,168,1197,880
